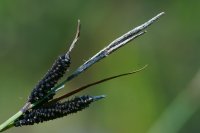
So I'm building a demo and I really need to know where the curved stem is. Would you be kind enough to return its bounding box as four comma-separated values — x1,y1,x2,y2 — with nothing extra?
46,65,148,106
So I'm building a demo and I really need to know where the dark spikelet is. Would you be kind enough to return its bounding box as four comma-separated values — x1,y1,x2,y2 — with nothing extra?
14,95,105,127
28,53,71,103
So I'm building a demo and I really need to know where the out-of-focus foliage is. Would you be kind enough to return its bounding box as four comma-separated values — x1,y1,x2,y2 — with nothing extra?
0,0,200,133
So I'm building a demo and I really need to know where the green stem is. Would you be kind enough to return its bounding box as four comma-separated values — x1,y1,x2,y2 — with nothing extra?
0,111,22,132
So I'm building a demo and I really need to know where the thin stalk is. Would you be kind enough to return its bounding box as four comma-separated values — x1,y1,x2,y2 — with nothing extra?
0,111,22,132
45,65,148,106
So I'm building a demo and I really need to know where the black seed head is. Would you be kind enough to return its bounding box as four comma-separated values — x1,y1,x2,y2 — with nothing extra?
28,54,71,104
14,95,105,127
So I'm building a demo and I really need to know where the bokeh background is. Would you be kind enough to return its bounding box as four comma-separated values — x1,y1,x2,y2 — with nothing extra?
0,1,200,133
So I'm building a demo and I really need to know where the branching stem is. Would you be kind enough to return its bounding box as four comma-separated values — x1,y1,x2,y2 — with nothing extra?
0,12,164,132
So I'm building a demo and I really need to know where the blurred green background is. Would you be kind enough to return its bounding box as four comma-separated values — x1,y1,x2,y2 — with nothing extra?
0,0,200,133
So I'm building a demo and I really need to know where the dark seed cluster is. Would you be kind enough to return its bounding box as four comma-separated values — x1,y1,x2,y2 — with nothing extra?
14,95,104,127
28,54,71,103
